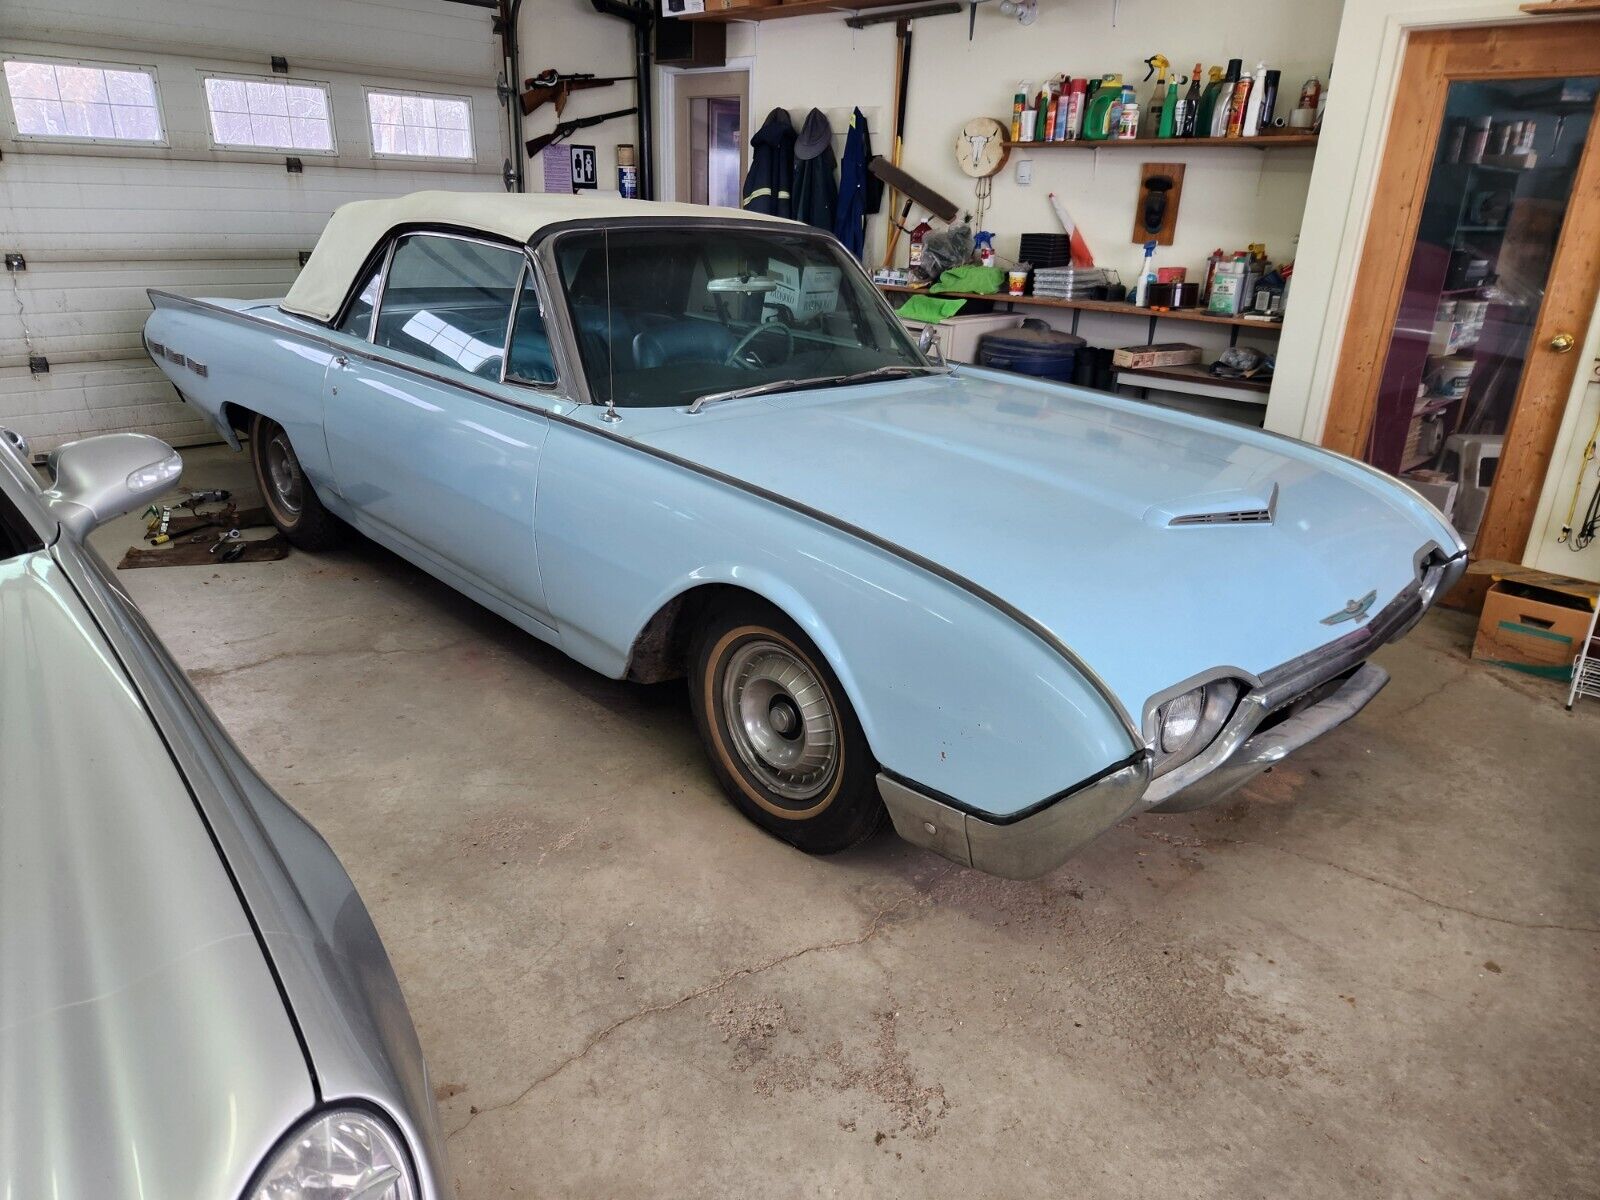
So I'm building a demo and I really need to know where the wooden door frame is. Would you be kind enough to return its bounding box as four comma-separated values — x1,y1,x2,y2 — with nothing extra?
657,58,752,205
1324,19,1600,582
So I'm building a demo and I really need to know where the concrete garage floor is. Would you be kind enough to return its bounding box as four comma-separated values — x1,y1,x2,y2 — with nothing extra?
93,444,1599,1199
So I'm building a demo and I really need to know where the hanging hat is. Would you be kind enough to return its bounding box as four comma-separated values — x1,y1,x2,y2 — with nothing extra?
794,108,834,160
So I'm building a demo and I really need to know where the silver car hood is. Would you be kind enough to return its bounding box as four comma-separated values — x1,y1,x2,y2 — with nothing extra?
0,551,312,1197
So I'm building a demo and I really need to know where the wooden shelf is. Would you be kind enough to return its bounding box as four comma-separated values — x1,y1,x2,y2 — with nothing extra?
877,283,1284,333
1002,133,1319,151
675,0,905,21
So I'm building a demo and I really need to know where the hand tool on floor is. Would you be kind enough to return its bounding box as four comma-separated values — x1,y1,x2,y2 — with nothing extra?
520,70,630,117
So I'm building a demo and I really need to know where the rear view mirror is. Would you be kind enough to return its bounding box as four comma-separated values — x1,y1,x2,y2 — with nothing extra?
706,274,778,294
44,433,182,539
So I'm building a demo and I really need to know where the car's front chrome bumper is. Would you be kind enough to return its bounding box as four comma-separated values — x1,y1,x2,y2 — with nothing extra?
878,661,1390,879
880,548,1467,880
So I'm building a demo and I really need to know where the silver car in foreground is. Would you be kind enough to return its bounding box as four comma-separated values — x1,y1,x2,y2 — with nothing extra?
0,427,449,1198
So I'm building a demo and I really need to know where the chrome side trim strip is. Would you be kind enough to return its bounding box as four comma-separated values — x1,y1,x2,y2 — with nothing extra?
142,289,1145,751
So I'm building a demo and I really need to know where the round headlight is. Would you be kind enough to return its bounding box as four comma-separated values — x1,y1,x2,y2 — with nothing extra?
250,1108,416,1200
1158,688,1205,756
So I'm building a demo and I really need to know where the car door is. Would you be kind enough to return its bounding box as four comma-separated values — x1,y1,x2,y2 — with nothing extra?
322,232,558,627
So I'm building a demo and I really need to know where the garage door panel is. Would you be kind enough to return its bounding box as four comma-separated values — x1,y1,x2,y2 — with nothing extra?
0,16,502,443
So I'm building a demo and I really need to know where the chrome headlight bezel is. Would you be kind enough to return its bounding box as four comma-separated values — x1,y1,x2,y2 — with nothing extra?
248,1105,418,1200
1149,678,1244,778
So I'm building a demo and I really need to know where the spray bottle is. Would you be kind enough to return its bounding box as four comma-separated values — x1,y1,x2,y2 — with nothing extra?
1256,68,1281,132
1143,55,1169,139
1011,82,1026,142
1135,240,1158,307
1035,81,1052,141
1159,70,1179,138
1242,62,1267,136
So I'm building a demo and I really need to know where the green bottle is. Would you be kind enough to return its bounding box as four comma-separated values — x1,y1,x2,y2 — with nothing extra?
1158,74,1178,138
1083,73,1123,141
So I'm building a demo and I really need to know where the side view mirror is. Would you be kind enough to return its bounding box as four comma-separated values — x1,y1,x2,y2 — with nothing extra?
43,433,182,540
917,323,947,366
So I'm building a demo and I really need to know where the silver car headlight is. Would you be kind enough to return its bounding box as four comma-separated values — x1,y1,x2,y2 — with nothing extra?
249,1108,416,1200
1151,679,1242,777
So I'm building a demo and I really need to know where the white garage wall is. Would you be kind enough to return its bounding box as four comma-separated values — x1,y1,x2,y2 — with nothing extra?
0,0,506,453
720,0,1342,292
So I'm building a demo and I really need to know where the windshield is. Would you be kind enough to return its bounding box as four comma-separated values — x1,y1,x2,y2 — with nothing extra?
552,226,925,409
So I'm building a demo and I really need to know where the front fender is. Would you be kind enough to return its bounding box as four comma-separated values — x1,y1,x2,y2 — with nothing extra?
538,423,1138,820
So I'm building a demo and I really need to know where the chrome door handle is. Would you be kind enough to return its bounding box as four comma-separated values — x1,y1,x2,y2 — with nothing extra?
1549,333,1575,354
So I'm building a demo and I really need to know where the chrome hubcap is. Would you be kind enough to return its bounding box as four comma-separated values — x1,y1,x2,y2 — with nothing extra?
721,639,838,803
265,432,303,517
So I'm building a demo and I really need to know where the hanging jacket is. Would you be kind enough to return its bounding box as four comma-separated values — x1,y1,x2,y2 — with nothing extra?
833,107,872,258
742,108,795,218
792,108,837,233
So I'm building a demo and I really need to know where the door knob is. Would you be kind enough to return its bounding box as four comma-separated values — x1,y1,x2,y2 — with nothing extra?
1549,332,1576,354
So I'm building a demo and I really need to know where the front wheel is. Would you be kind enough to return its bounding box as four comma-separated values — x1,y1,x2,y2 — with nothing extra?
250,414,342,550
689,599,885,855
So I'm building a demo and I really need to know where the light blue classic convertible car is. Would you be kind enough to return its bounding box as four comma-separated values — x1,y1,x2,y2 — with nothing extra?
144,192,1465,879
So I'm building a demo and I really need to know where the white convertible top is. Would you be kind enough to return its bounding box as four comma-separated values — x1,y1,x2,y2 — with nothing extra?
280,190,784,322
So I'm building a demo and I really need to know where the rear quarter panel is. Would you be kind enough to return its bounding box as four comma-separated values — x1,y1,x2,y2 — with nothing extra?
144,296,340,491
536,421,1137,819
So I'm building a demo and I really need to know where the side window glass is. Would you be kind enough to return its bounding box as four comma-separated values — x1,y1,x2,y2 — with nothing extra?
505,272,557,386
337,260,383,338
374,234,523,379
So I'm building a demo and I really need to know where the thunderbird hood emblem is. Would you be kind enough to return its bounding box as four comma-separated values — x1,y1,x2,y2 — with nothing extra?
1321,589,1379,625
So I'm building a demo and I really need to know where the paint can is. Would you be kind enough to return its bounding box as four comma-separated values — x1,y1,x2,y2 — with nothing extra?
617,143,638,198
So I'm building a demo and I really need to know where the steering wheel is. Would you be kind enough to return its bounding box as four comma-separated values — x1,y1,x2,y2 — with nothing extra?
724,319,795,370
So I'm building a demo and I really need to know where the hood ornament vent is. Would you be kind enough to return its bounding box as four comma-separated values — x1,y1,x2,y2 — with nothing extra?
1168,507,1274,527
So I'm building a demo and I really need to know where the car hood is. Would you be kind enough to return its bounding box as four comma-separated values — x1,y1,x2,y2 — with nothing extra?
635,370,1457,720
0,552,313,1197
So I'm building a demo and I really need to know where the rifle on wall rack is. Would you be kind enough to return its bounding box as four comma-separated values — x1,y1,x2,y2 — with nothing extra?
520,69,632,116
525,106,638,156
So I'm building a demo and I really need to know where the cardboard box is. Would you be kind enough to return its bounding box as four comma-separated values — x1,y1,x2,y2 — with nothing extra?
767,259,841,321
661,0,706,15
1112,342,1202,370
710,0,778,8
1471,576,1596,679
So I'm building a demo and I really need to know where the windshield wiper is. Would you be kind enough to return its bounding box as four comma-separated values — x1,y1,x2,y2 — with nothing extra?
687,363,948,414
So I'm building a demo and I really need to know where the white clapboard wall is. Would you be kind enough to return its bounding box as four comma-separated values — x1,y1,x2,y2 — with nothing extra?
0,0,506,452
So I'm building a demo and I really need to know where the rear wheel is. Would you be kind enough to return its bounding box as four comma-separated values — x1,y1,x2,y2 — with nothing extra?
250,414,341,550
689,598,885,854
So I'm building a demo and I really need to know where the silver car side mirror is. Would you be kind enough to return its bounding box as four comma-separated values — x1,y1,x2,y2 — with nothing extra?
917,324,947,366
43,433,182,540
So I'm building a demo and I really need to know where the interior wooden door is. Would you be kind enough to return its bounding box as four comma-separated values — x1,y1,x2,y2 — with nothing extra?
1323,19,1600,600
